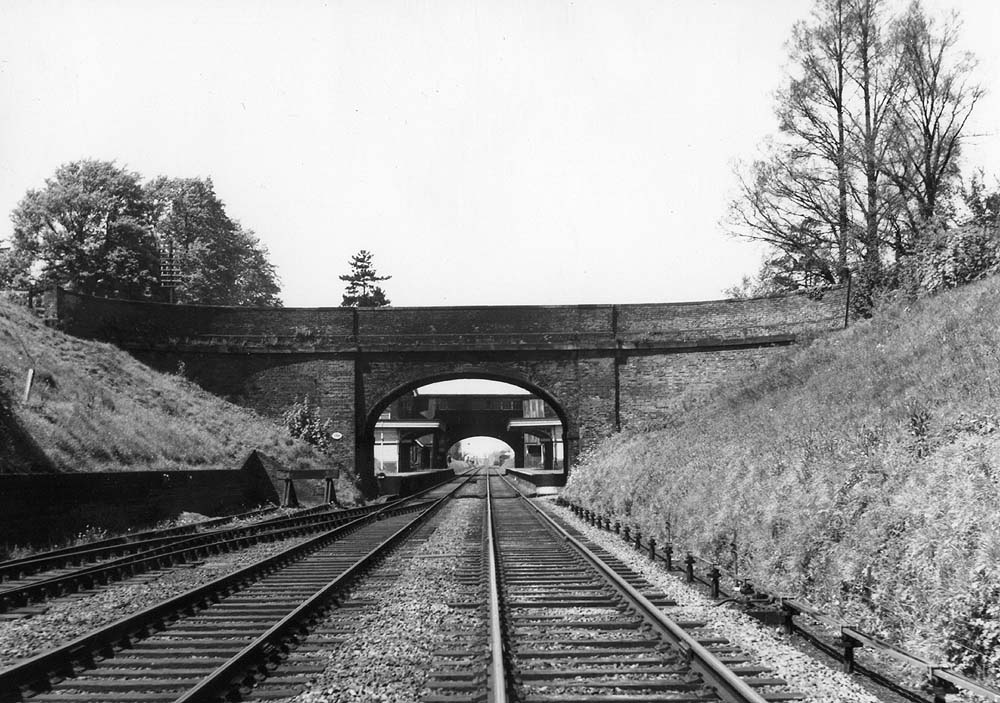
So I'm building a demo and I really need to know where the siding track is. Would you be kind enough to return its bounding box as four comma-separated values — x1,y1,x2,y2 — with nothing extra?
0,505,388,614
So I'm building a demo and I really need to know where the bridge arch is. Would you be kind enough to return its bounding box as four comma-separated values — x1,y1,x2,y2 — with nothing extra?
447,436,516,468
361,369,572,483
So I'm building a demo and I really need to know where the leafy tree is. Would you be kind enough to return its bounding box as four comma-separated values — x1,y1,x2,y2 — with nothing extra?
894,173,1000,296
961,170,1000,226
6,160,159,297
339,250,391,307
723,260,790,299
145,177,281,306
2,161,281,306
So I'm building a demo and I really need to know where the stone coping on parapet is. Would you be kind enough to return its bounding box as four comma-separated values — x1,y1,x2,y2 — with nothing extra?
103,331,805,354
51,284,846,313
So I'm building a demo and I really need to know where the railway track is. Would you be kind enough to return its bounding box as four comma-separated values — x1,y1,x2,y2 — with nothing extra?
0,504,389,614
0,477,470,703
484,472,800,703
2,470,805,702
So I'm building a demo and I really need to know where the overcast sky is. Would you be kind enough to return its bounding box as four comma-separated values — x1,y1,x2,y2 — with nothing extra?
1,0,998,308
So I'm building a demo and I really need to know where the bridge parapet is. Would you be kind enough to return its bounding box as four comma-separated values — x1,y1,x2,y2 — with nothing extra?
54,286,847,354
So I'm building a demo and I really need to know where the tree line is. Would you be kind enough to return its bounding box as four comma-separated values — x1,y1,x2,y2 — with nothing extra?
727,0,998,310
0,159,282,306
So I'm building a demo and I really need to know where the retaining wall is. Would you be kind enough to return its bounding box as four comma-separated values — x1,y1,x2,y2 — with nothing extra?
0,456,279,548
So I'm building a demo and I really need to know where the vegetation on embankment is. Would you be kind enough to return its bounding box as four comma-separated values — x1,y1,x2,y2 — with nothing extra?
0,295,359,504
564,277,1000,675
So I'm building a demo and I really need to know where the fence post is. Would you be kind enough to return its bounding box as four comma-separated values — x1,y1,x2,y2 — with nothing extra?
664,543,673,571
929,674,959,703
709,564,721,599
648,537,656,561
685,553,695,583
634,528,642,550
842,633,857,674
781,602,795,635
614,521,621,535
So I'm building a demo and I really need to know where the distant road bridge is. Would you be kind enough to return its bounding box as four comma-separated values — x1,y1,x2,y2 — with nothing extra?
53,287,848,494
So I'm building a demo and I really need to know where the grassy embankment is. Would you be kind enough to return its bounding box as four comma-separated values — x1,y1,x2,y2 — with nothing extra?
564,277,1000,673
0,295,359,503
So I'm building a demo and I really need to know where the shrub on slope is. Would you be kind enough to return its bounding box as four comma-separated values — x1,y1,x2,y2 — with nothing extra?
564,277,1000,672
0,296,359,505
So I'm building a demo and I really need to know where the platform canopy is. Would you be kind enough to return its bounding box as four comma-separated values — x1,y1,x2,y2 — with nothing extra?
375,419,445,432
506,418,562,432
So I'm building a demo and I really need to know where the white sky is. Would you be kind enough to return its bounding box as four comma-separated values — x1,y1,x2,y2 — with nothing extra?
1,0,998,307
418,379,529,395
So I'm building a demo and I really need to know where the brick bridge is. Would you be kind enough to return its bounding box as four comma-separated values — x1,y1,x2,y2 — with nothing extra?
53,287,849,494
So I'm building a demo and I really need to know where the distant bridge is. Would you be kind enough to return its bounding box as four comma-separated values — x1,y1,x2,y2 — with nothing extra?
54,287,849,494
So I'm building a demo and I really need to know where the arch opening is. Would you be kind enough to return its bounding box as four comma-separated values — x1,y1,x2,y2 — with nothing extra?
365,374,568,481
447,437,516,469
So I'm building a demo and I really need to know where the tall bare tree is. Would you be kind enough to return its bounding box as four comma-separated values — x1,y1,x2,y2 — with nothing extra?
888,1,983,237
730,0,856,289
728,0,984,307
846,0,906,270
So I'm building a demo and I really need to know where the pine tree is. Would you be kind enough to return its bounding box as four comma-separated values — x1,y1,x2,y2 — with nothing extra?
339,250,391,307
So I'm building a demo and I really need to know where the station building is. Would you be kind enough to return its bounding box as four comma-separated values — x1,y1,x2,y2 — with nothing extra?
374,390,564,472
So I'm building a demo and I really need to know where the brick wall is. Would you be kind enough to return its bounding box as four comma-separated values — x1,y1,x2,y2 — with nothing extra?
55,289,355,350
55,287,846,352
617,287,847,341
618,347,776,428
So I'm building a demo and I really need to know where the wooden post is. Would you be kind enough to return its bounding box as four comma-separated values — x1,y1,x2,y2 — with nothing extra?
281,478,298,508
22,368,35,402
842,634,857,674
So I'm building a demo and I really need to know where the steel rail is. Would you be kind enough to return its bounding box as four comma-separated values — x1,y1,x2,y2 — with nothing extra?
0,506,281,581
0,504,384,612
166,472,478,703
500,475,770,703
0,504,359,586
0,479,457,703
484,470,508,703
574,496,1000,703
